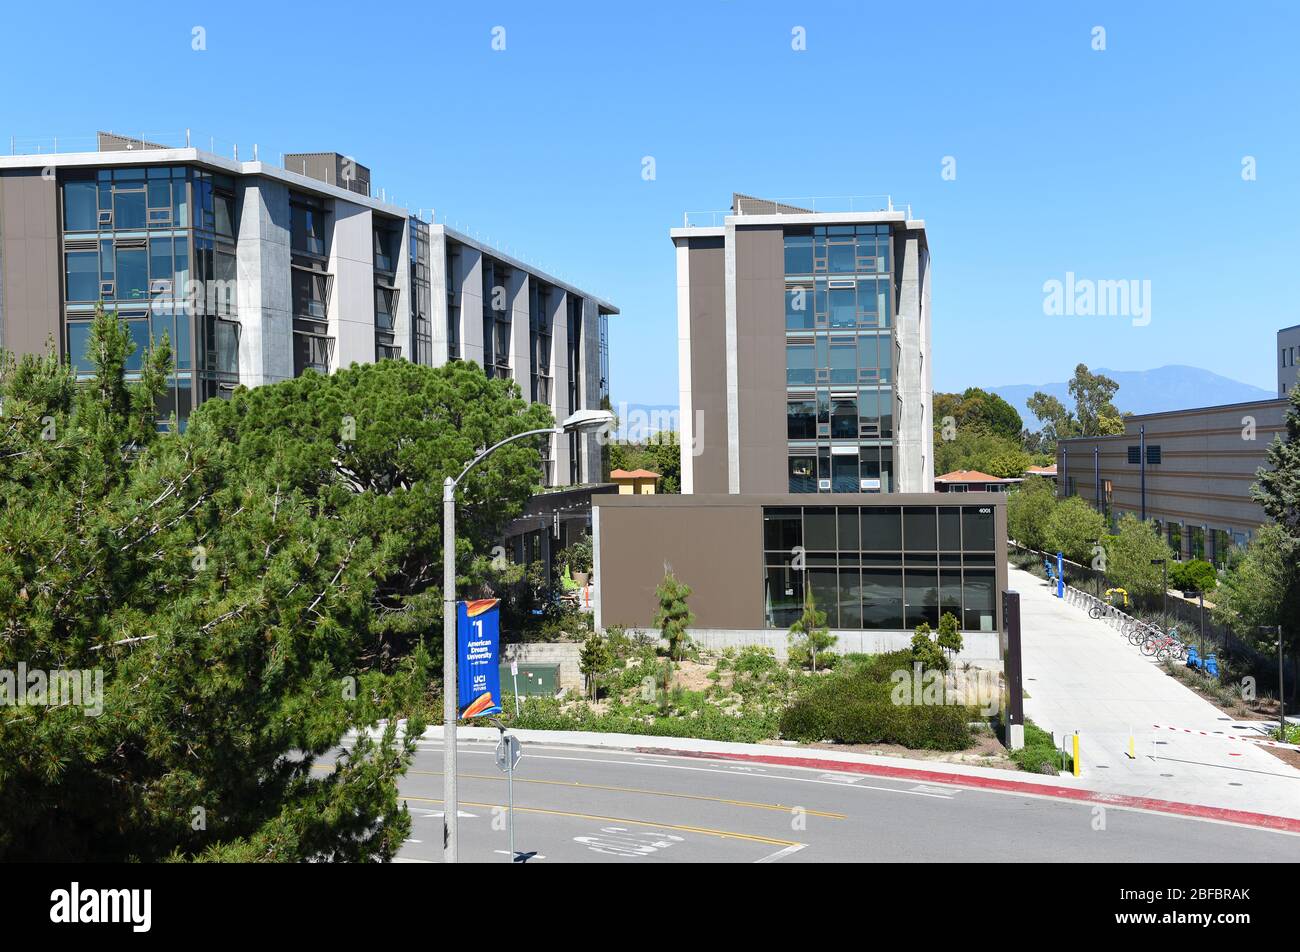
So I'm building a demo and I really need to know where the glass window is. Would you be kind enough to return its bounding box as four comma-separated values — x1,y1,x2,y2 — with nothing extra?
962,505,996,551
962,569,996,631
837,509,859,549
784,233,813,274
804,507,837,550
878,337,892,383
787,397,817,439
764,507,802,552
831,452,857,493
65,251,99,301
829,287,856,327
150,237,172,287
785,287,813,329
808,567,839,628
838,564,863,628
125,320,151,371
788,456,816,494
861,506,902,550
938,507,962,551
904,568,939,629
63,180,98,231
940,568,963,620
903,506,937,551
765,563,805,629
860,568,904,629
213,192,234,238
786,343,814,386
827,242,855,273
830,395,856,439
829,338,856,385
116,247,149,300
114,189,147,230
66,322,93,372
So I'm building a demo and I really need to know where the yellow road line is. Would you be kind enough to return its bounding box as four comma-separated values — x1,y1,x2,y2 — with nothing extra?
417,770,844,819
400,795,802,848
311,763,844,819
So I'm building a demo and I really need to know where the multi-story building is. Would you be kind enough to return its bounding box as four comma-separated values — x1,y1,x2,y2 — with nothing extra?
1056,397,1289,566
594,195,1009,659
0,132,616,487
1279,323,1300,397
670,193,933,496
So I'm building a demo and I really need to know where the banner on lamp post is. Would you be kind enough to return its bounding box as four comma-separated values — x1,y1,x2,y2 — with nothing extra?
457,598,502,719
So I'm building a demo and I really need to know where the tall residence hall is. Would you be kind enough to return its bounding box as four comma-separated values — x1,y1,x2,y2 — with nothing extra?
0,131,616,489
593,195,1010,666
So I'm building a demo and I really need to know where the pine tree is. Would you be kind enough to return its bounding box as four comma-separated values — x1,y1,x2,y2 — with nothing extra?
788,588,836,671
579,631,612,700
0,314,547,861
654,570,694,666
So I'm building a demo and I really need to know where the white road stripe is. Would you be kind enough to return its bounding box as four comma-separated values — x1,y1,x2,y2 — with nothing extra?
755,843,806,864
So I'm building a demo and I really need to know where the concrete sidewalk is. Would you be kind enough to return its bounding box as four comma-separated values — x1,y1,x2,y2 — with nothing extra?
1013,566,1300,820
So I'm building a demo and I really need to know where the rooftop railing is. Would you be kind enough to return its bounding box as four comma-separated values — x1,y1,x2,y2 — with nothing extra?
682,195,912,227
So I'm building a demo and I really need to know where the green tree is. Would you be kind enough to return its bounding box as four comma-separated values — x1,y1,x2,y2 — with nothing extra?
579,631,613,700
1212,525,1300,699
911,622,946,671
934,429,1031,479
609,431,682,494
1103,514,1175,599
788,588,837,672
1024,392,1077,455
0,315,555,861
933,388,1023,443
654,570,694,664
1068,364,1125,437
936,611,964,662
1169,559,1218,594
1043,495,1108,565
1007,476,1058,550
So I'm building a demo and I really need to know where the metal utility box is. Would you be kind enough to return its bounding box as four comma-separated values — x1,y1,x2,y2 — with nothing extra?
499,663,561,697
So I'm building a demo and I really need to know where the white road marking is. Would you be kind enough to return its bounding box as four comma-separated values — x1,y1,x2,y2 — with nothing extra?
755,843,807,864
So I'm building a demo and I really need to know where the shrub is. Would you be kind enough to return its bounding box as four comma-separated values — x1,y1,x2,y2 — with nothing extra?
1010,720,1072,774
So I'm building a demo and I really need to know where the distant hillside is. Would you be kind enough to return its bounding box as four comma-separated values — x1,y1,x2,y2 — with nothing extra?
990,366,1276,428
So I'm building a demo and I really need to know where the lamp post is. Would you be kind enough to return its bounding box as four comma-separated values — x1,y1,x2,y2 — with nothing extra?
1259,625,1286,742
1150,558,1167,619
442,407,614,863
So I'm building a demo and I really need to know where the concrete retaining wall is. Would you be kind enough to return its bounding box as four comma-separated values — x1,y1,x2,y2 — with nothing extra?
502,642,584,693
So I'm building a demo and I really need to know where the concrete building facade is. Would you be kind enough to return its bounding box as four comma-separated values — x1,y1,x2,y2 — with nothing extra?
671,194,932,497
0,132,616,488
1279,323,1300,398
1056,397,1290,565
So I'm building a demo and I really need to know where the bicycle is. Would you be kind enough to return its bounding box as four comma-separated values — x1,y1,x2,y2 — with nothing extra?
1141,627,1187,663
1128,620,1163,647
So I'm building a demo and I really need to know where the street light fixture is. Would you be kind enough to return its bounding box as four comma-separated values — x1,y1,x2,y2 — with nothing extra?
442,407,615,863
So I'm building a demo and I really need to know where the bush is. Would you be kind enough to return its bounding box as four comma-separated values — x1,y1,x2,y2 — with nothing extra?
1010,720,1072,774
778,657,975,750
1170,559,1217,594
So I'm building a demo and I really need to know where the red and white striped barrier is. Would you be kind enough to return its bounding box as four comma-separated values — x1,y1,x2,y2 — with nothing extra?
1150,723,1300,752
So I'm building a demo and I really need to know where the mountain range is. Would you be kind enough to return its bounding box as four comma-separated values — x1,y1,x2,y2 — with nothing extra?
988,366,1277,429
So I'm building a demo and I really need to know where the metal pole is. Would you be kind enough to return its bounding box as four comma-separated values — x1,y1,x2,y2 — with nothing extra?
1198,592,1204,662
1139,424,1146,522
1279,625,1286,742
507,745,516,862
1162,562,1167,619
443,476,458,863
1093,446,1101,514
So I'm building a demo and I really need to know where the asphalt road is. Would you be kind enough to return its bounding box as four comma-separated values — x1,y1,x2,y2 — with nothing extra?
341,738,1300,863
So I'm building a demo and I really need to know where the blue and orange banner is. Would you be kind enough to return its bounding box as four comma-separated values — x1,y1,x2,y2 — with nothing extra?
457,598,502,718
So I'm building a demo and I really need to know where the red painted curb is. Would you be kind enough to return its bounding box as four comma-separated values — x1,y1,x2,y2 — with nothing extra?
644,748,1300,834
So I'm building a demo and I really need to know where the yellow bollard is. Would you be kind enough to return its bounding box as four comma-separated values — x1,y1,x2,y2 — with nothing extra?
1072,732,1081,777
1128,728,1136,760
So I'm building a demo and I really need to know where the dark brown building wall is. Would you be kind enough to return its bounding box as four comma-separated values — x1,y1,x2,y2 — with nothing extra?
0,170,60,358
596,493,1009,633
596,495,765,629
734,225,788,494
685,239,729,494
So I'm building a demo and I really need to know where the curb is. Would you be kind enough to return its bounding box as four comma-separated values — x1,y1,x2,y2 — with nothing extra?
653,748,1300,834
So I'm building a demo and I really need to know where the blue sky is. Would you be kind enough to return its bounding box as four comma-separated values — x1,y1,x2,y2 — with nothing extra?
3,1,1297,410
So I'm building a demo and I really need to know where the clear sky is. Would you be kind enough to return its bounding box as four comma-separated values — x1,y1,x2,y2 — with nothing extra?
3,1,1297,410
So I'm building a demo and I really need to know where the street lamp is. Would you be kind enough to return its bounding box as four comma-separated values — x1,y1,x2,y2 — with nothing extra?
1150,558,1167,619
442,407,614,863
1259,625,1286,743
